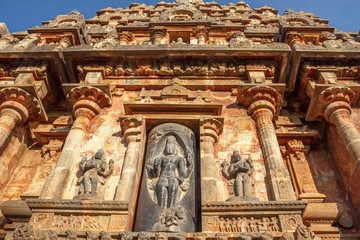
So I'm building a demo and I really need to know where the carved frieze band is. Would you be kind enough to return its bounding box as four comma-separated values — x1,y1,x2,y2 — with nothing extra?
76,60,276,79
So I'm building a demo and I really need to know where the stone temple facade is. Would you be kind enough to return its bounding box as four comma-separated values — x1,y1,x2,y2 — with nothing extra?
0,0,360,239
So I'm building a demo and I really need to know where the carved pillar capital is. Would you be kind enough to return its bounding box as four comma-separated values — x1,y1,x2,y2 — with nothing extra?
199,117,223,143
0,101,28,124
307,86,355,121
286,33,303,47
67,85,112,112
0,101,29,148
324,101,351,124
0,87,42,120
57,34,74,48
66,85,111,132
237,85,282,121
0,87,42,148
120,116,143,144
150,28,167,45
192,28,208,45
318,86,355,124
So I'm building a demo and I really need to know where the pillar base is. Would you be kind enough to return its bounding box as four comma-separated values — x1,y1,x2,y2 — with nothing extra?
303,202,342,238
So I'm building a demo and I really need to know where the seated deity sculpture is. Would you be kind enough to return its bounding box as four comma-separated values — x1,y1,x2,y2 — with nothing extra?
75,149,114,199
221,150,259,202
147,135,193,208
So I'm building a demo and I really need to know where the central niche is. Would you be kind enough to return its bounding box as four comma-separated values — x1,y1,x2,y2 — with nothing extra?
135,123,197,232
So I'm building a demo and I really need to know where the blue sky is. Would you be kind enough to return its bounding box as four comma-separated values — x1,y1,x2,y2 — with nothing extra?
0,0,359,33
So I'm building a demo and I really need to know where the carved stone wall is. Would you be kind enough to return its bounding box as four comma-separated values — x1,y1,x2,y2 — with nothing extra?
1,0,360,239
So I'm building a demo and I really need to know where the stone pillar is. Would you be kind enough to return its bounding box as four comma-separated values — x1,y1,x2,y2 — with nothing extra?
305,86,360,226
57,34,74,48
114,116,144,202
40,86,111,199
0,87,43,149
0,101,28,148
199,117,223,203
324,101,360,163
150,29,167,45
192,28,208,45
238,86,296,201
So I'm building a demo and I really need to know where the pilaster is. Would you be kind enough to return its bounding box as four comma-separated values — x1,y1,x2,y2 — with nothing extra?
199,116,223,203
114,116,145,230
192,28,208,45
237,84,296,201
281,139,326,202
150,28,167,45
39,85,111,199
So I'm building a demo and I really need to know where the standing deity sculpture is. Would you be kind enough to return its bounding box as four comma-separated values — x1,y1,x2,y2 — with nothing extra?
74,149,114,200
221,150,259,202
135,123,196,232
147,135,193,208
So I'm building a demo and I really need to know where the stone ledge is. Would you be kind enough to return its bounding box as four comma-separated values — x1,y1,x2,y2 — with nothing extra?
202,201,307,212
26,199,129,211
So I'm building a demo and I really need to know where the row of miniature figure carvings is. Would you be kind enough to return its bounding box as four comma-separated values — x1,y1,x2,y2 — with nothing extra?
218,216,279,233
76,60,275,78
9,223,316,240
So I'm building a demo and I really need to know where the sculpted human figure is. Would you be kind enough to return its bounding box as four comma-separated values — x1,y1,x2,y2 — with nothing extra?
147,135,193,208
77,149,114,197
221,151,258,201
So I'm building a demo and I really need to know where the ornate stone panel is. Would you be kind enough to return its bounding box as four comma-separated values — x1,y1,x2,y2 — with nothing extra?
135,123,197,232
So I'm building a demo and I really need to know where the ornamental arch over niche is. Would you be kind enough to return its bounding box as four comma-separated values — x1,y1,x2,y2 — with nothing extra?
135,123,197,232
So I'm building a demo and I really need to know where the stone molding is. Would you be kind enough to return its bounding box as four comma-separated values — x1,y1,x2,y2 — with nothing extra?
26,199,128,211
202,200,307,211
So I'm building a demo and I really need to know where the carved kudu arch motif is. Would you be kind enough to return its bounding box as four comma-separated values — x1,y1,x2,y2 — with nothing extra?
136,123,197,232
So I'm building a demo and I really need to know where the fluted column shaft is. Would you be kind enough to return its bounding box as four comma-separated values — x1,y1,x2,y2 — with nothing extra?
0,101,28,148
40,100,100,199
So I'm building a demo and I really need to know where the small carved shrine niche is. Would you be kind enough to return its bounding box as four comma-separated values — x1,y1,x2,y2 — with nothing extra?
169,31,190,44
135,123,197,232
